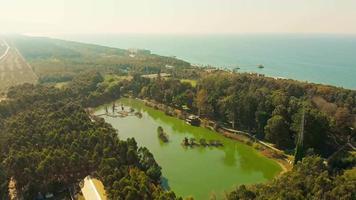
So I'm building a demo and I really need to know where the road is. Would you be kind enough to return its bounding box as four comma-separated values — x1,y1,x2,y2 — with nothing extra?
0,39,10,61
0,39,38,94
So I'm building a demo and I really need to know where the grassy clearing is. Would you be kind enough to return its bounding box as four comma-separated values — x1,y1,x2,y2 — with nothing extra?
103,74,132,86
54,81,69,89
180,79,197,87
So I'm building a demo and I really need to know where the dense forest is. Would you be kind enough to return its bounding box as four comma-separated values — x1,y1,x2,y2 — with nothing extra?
127,72,356,199
0,36,355,199
128,72,355,157
7,35,192,84
1,69,354,199
0,75,178,199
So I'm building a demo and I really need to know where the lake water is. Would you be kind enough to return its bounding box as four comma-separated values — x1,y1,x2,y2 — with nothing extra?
95,98,281,199
56,34,356,89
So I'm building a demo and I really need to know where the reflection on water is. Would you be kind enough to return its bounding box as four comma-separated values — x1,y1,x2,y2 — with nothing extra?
95,98,281,200
161,176,171,190
222,145,237,166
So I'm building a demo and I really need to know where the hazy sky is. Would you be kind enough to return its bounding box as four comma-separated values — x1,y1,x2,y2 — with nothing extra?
1,0,356,35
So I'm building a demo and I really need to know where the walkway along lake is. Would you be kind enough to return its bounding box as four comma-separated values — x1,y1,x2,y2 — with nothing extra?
95,98,282,199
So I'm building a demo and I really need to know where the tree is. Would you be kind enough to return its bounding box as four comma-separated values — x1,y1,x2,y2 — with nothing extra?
219,94,238,129
334,107,353,137
264,115,291,148
0,84,177,199
255,111,269,138
326,168,356,199
292,107,330,155
270,90,289,107
196,89,212,116
227,185,256,200
0,165,8,199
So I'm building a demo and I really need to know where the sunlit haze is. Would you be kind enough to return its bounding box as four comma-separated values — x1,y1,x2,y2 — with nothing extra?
1,0,356,35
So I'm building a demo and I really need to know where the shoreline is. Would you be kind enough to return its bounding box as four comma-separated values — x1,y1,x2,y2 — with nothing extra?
90,96,292,174
217,128,291,173
136,97,292,174
92,97,289,199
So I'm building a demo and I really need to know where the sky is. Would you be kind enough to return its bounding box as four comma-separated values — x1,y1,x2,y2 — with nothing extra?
1,0,356,35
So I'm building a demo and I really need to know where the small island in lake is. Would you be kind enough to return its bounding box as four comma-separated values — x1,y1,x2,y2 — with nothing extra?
157,126,169,142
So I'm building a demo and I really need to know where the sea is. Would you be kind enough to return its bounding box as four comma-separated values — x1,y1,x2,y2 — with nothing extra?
55,34,356,89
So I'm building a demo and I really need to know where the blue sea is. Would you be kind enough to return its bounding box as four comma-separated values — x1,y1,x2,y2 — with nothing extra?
56,34,356,89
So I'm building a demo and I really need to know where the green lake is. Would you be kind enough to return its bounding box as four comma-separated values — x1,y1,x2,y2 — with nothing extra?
95,98,282,199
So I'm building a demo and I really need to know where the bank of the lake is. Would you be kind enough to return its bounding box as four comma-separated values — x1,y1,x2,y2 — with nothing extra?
95,98,282,200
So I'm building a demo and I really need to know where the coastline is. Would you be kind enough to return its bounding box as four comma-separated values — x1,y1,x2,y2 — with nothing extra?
56,34,356,89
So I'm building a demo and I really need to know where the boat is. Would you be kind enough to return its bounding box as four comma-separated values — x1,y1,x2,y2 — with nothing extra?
233,67,240,73
257,64,264,69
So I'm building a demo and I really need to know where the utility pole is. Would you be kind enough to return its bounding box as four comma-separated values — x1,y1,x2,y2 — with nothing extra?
294,107,305,165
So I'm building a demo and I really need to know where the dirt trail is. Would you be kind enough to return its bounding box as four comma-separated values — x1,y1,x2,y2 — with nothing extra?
0,39,10,61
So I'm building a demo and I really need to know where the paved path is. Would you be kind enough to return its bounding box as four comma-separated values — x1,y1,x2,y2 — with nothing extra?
221,126,292,172
221,127,283,152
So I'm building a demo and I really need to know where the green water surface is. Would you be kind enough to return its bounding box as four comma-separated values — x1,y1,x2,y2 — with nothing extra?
95,98,281,199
